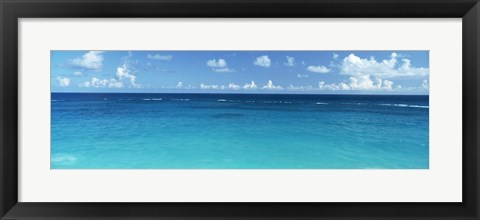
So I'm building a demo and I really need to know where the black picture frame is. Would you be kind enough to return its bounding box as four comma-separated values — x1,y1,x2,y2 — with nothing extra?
1,0,479,219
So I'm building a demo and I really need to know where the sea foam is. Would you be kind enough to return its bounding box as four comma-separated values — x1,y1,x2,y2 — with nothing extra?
378,104,429,108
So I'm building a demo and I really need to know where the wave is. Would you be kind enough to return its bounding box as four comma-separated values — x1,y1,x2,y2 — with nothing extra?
343,102,366,105
261,101,285,104
218,100,242,103
316,102,328,105
378,104,429,109
142,98,163,101
233,99,293,104
409,105,429,108
51,100,64,102
171,98,190,101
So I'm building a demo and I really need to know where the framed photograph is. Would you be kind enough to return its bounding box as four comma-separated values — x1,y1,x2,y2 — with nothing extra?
1,0,479,219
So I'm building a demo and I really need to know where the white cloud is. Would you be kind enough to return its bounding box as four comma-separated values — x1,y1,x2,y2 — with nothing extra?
78,52,138,89
73,71,83,76
319,75,394,91
176,81,183,88
318,81,353,91
297,74,309,78
254,55,271,67
383,80,394,90
422,79,429,89
333,53,339,59
197,82,263,91
348,75,377,90
207,59,235,72
228,83,240,90
81,77,123,88
69,51,104,70
243,81,257,90
319,81,341,90
341,53,428,78
200,83,220,90
147,54,173,61
286,84,316,91
284,56,295,67
207,59,227,68
212,67,235,73
56,77,70,87
116,63,137,87
262,80,283,90
307,65,330,73
338,82,351,90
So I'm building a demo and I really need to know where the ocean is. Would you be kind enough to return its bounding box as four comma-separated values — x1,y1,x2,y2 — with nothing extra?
51,93,429,169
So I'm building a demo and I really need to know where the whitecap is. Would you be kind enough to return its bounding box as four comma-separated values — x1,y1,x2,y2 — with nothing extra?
217,99,227,102
343,102,366,105
378,104,429,109
409,105,429,108
171,98,190,101
316,102,328,105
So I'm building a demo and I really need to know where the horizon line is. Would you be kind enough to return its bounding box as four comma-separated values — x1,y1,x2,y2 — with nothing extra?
51,92,429,96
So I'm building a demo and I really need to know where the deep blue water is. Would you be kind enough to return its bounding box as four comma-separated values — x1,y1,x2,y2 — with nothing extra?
51,93,429,169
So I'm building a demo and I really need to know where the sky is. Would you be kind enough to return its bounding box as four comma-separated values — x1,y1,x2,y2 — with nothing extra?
51,50,429,94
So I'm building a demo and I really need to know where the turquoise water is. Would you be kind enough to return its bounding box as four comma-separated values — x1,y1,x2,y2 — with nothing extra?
51,93,429,169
